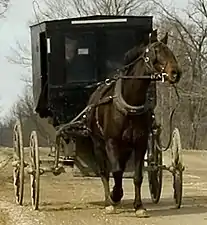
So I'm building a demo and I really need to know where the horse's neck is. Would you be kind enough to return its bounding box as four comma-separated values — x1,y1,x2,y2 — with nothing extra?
122,60,150,106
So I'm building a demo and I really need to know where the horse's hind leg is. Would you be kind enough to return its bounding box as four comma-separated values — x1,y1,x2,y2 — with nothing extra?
92,138,110,205
133,138,149,218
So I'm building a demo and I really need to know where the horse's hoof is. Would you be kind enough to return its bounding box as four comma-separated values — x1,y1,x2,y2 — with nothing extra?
135,209,149,218
108,195,121,206
105,205,116,214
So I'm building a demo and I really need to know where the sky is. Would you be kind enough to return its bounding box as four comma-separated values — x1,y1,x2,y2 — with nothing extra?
0,0,35,117
0,0,188,117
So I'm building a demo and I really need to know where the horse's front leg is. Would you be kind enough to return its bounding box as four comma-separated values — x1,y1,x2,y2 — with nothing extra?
92,138,110,205
105,138,123,213
134,137,149,218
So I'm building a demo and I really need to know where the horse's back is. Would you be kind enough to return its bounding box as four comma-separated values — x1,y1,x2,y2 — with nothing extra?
88,82,114,105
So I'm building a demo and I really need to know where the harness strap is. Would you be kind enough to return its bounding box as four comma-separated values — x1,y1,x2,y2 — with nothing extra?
113,78,149,116
94,95,115,137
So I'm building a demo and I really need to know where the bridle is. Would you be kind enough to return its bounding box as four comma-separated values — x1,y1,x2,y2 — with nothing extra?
112,41,170,116
104,41,169,85
125,42,166,70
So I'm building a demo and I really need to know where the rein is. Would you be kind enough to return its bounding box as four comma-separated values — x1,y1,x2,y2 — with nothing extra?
118,72,168,81
156,84,180,152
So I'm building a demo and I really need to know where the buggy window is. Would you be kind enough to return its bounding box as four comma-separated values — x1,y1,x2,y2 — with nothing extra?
97,29,137,78
39,32,48,88
65,38,78,63
65,33,97,83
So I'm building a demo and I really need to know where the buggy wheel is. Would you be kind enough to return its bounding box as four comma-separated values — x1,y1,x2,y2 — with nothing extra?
53,136,64,176
173,168,183,209
12,119,24,205
29,131,40,210
147,132,163,204
171,128,184,209
54,136,61,171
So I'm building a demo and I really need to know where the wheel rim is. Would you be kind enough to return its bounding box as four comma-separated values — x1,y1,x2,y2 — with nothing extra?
148,152,162,203
171,128,183,167
13,120,24,205
55,136,63,168
171,128,183,208
29,131,40,210
173,170,182,208
147,133,163,203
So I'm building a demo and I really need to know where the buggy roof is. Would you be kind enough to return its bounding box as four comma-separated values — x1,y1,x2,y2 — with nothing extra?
30,15,153,29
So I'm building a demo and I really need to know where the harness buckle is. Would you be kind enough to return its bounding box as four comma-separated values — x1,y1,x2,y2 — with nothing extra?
105,79,111,85
161,73,168,82
150,74,156,79
145,57,149,63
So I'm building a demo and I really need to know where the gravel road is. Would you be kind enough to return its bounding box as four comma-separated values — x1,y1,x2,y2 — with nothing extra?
1,148,207,225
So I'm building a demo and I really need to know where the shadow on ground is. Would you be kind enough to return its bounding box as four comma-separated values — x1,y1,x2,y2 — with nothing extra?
37,195,207,217
89,195,207,217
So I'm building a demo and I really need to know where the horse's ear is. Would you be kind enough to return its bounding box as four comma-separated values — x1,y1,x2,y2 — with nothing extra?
160,32,168,44
149,29,158,43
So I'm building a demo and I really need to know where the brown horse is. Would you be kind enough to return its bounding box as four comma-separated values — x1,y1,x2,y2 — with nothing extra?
87,29,181,217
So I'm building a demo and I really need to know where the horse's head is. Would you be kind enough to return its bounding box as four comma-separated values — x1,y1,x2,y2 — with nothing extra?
145,29,182,84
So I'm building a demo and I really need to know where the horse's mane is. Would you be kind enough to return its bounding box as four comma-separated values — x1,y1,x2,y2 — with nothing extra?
124,43,147,65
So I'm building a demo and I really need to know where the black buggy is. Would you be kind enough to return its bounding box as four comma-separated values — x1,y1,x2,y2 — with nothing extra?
11,15,184,210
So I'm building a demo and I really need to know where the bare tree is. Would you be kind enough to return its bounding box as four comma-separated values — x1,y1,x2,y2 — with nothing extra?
11,88,55,145
0,0,10,16
152,0,207,149
35,0,155,20
7,40,32,85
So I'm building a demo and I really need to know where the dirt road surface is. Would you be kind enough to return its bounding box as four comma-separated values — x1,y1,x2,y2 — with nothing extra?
1,148,207,225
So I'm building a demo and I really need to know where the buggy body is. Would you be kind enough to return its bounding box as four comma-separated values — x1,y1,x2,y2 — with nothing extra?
30,15,155,127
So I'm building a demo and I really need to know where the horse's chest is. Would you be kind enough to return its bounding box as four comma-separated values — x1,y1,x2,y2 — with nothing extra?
122,121,148,143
